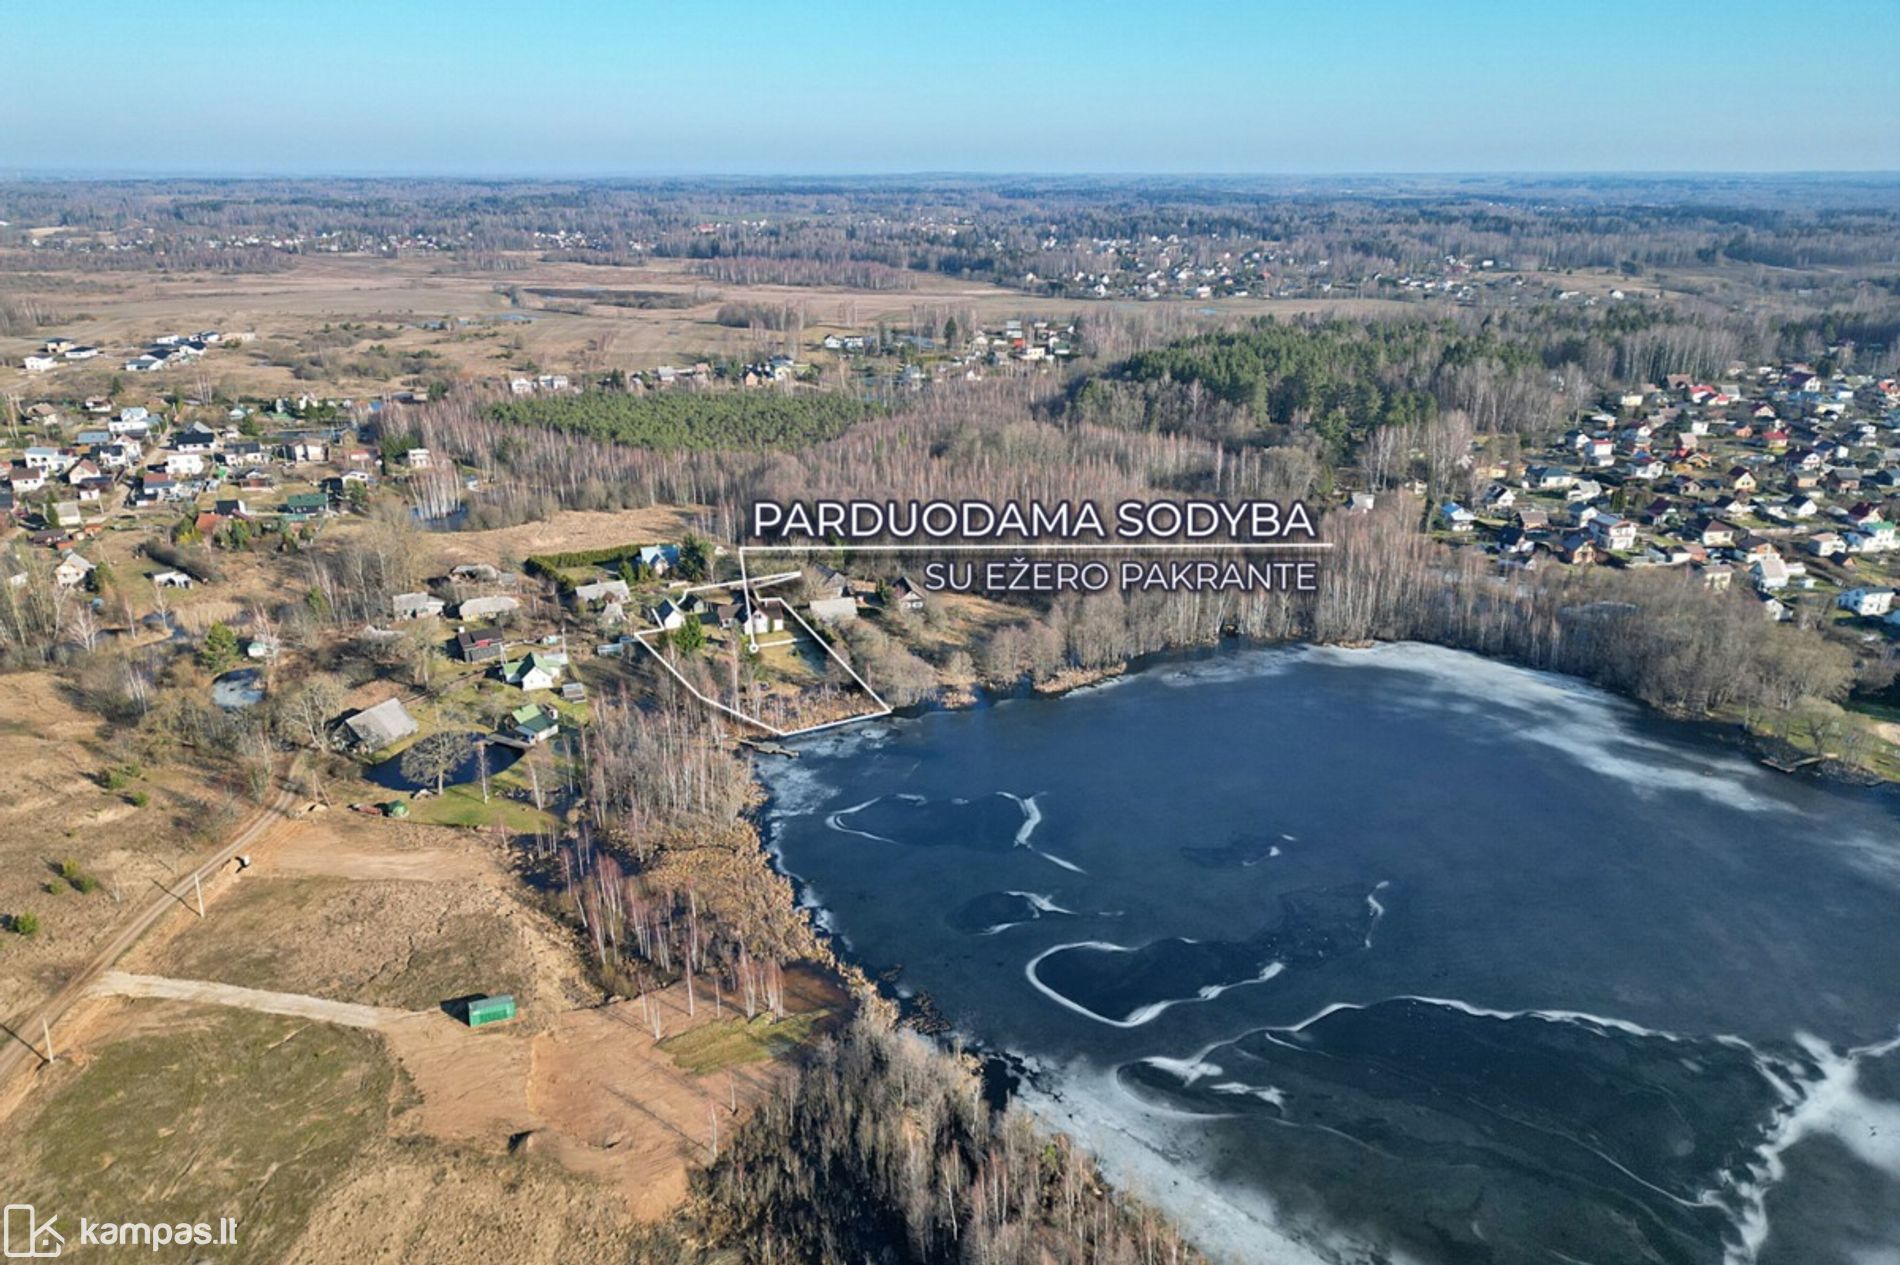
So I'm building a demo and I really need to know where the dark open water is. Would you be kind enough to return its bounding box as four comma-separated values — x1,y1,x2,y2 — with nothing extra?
757,642,1900,1265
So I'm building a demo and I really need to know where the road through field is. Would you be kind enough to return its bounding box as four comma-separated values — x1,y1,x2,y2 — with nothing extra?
0,769,297,1109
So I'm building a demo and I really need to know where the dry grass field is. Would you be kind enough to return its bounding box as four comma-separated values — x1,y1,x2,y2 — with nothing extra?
2,251,1422,400
0,808,844,1262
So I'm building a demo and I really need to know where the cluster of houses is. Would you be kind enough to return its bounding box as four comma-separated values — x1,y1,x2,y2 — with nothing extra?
0,393,452,554
0,406,381,537
1434,361,1900,624
13,331,255,377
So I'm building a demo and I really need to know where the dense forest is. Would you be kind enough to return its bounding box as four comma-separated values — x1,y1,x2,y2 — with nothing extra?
486,391,872,452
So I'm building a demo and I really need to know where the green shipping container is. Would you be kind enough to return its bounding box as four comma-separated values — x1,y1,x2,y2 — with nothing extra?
466,994,516,1028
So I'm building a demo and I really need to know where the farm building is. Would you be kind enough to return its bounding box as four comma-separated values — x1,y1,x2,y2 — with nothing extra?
340,697,418,753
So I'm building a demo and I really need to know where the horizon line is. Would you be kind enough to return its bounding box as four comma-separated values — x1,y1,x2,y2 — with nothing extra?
5,168,1900,184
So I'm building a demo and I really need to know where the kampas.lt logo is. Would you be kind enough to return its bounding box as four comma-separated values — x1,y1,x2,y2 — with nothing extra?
3,1205,62,1259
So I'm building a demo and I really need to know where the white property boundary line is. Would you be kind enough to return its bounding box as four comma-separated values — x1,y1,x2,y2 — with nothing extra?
636,542,1335,742
736,541,1332,645
624,595,893,739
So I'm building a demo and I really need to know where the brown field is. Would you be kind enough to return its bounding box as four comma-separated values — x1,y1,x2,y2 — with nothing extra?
0,669,243,1020
2,251,1422,399
0,807,844,1262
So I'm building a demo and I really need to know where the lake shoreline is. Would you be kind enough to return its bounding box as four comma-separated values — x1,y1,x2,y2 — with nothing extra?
746,637,1900,1263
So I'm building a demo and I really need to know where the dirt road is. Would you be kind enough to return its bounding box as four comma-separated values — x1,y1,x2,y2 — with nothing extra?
90,972,417,1030
0,769,297,1105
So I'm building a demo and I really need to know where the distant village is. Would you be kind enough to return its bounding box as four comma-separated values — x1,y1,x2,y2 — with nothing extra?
10,312,1900,659
1423,360,1900,628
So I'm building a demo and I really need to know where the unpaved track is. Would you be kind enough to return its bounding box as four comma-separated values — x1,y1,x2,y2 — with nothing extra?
90,971,419,1030
0,768,296,1106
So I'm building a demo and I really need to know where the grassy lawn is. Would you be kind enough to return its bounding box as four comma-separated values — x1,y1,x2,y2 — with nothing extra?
0,1006,395,1265
404,779,556,832
656,1009,828,1075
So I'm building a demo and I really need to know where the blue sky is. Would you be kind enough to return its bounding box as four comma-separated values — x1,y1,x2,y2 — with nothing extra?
9,0,1898,175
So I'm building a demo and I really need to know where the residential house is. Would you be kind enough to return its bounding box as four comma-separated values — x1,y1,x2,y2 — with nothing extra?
1482,484,1517,510
1588,514,1637,552
173,423,220,453
1837,588,1896,618
1557,533,1597,565
23,446,70,473
1439,502,1477,533
282,492,330,522
340,697,418,753
807,563,849,598
458,594,520,620
1808,532,1848,558
510,703,559,744
53,552,95,589
456,626,507,663
573,577,631,606
889,576,926,612
1525,465,1577,490
393,592,446,621
1698,520,1739,549
649,598,690,630
738,604,785,636
636,544,679,575
500,651,562,692
1751,554,1791,591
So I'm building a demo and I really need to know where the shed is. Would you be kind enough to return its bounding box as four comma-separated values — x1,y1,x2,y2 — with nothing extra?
466,994,517,1028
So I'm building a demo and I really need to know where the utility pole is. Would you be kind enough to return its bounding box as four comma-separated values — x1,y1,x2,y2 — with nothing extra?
193,872,205,918
42,1017,54,1063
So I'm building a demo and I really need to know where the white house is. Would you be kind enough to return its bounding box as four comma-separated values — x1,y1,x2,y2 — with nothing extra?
649,598,690,631
166,452,207,476
54,552,95,589
1589,514,1637,552
1837,587,1895,618
1751,555,1791,591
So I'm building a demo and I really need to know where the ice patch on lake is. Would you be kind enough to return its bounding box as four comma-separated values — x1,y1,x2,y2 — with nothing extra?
824,798,898,843
1364,880,1389,949
1307,642,1797,815
1137,991,1900,1262
1151,644,1308,689
1725,1027,1900,1264
788,720,895,759
1025,941,1286,1028
1000,790,1087,872
1007,891,1076,916
1017,1060,1372,1265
